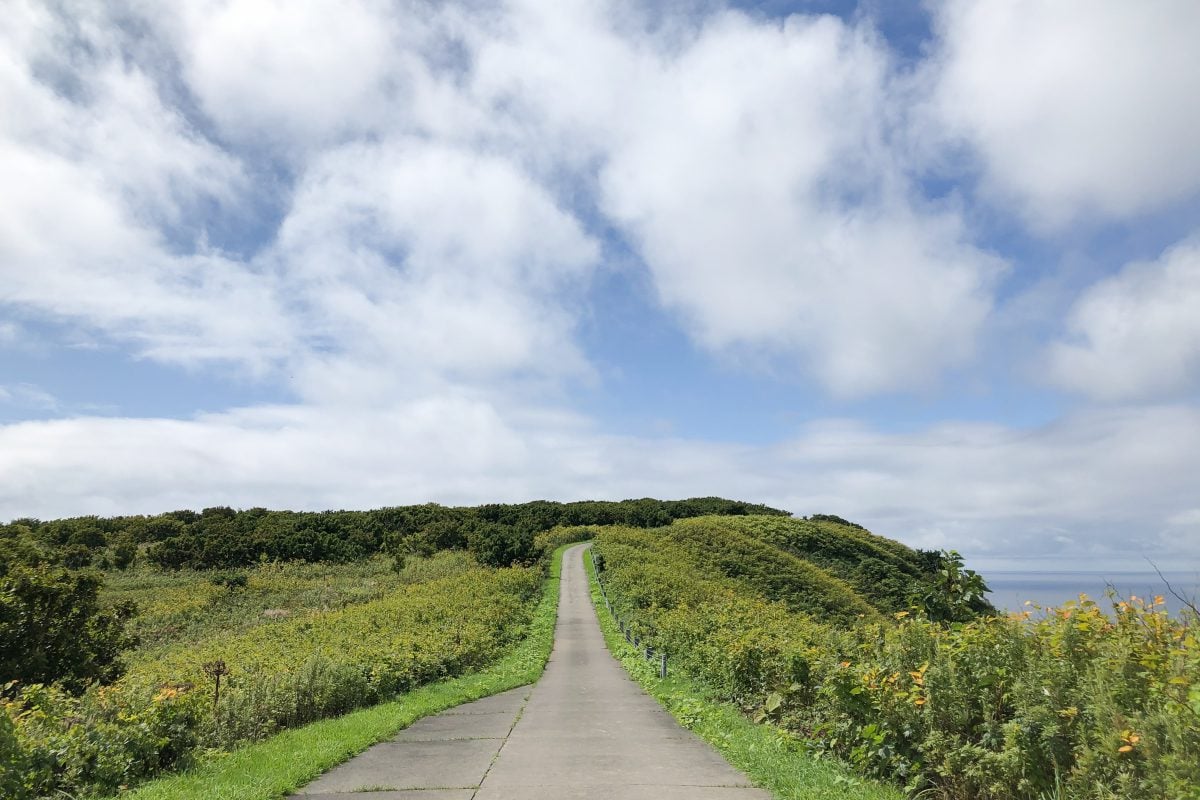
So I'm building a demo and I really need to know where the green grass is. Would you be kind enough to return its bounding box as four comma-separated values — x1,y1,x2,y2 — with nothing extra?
123,545,569,800
582,546,903,800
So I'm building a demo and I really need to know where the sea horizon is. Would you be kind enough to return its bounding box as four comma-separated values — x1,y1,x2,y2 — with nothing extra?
983,569,1200,615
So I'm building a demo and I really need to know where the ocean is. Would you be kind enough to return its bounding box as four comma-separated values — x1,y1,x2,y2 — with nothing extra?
984,571,1200,615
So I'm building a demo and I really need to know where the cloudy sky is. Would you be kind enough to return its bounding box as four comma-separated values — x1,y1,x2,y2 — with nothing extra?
2,0,1199,569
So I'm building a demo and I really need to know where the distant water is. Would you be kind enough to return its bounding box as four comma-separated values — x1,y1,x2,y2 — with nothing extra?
985,571,1200,616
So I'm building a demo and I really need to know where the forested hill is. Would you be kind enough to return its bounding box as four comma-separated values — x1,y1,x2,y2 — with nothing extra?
0,497,789,571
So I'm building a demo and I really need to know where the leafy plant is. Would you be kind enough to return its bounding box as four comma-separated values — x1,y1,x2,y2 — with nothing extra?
0,563,138,693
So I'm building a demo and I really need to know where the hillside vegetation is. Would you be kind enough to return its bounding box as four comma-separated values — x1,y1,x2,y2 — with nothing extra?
0,498,771,799
593,515,1200,800
1,552,544,800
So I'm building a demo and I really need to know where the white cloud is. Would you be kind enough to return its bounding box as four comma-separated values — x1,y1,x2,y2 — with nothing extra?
0,2,292,371
1167,508,1200,528
469,7,1004,395
1047,238,1200,401
606,13,1001,395
271,137,601,401
1,2,245,224
1,402,1197,567
173,0,404,148
1,0,598,390
928,0,1200,228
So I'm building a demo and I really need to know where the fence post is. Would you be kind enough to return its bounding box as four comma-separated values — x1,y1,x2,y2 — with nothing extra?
660,652,667,679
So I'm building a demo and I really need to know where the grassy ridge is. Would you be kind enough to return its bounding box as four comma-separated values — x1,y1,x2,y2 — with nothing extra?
592,518,1200,800
707,515,935,612
598,523,876,625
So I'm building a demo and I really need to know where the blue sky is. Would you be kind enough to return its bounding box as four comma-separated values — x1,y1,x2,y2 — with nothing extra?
2,0,1200,570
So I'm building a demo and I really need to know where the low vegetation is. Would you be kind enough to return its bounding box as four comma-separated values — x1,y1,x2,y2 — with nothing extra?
6,499,1196,799
584,548,904,800
1,556,540,799
0,499,752,798
120,541,573,800
593,516,1200,800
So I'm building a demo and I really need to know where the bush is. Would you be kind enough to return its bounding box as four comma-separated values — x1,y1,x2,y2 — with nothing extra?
0,564,137,694
533,526,597,558
467,523,534,567
210,572,248,590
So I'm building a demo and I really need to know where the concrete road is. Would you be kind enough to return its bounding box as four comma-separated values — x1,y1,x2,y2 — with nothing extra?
290,543,769,799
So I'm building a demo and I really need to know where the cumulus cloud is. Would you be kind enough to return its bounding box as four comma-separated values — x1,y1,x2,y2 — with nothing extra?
172,0,403,148
602,14,1003,395
928,0,1200,228
0,1,292,370
273,137,601,399
1047,238,1200,401
2,0,1010,399
469,7,1004,395
1,0,599,388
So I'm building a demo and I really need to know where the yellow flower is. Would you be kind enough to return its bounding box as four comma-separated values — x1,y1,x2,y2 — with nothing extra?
153,687,180,703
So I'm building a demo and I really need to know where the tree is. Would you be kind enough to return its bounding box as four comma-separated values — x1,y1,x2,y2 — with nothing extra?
467,522,534,567
918,550,995,623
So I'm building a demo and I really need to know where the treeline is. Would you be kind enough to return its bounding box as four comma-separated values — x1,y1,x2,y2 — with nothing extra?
0,497,788,571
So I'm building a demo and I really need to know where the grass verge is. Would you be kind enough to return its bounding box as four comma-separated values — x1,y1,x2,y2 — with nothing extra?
582,546,903,800
125,544,570,800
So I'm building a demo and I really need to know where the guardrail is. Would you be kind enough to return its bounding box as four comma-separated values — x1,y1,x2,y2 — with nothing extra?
589,547,667,679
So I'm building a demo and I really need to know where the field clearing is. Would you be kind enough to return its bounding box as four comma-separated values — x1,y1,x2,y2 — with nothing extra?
100,552,476,664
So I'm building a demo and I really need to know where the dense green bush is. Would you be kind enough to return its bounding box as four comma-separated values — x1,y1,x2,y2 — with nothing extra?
467,522,535,567
1,497,788,573
533,526,597,558
0,564,137,694
593,520,1200,800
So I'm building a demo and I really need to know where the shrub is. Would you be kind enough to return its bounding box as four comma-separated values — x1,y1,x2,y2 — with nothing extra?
467,522,535,567
533,526,597,558
0,564,137,693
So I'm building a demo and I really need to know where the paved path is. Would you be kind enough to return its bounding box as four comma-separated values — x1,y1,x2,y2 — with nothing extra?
290,543,769,799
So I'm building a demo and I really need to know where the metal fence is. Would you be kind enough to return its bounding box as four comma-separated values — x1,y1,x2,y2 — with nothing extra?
589,547,667,679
